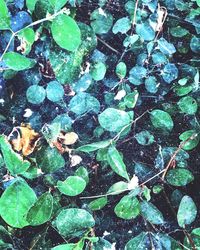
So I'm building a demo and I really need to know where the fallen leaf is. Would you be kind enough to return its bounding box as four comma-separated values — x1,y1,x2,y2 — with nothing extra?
59,132,79,145
70,155,82,167
11,124,40,156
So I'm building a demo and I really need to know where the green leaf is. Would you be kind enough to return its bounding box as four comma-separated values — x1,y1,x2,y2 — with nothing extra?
179,130,200,150
0,178,37,228
69,92,100,115
46,81,64,102
26,192,53,226
107,145,129,180
177,195,197,228
129,66,147,85
123,91,139,108
112,17,131,34
190,36,200,53
49,0,67,11
107,181,128,195
98,108,131,132
150,109,174,131
26,85,46,104
178,96,198,115
136,22,155,41
157,38,176,55
57,176,86,196
166,169,194,186
26,0,38,12
0,135,30,175
52,244,77,250
88,197,108,211
0,0,10,30
36,146,65,173
51,14,81,52
114,195,140,220
125,232,148,250
170,26,189,37
3,52,35,71
145,76,158,93
75,166,89,184
141,201,164,225
162,63,178,83
90,9,113,34
53,208,95,237
77,140,111,153
135,130,154,145
116,62,127,79
91,62,107,81
17,28,35,55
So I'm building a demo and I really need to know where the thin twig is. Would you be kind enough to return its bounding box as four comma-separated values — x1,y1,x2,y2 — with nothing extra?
0,8,66,62
97,36,120,54
161,133,199,180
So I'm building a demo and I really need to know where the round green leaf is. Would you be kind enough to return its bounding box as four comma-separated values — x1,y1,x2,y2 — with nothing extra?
0,178,37,228
26,85,46,104
150,109,174,131
114,195,140,220
52,244,77,250
135,130,154,145
170,26,189,37
51,14,81,51
177,195,197,228
136,22,155,41
91,62,107,81
90,9,113,34
179,130,200,150
166,169,194,186
98,108,131,132
46,81,64,102
26,192,53,226
69,92,100,115
53,208,95,236
112,17,131,34
57,176,86,196
178,96,198,115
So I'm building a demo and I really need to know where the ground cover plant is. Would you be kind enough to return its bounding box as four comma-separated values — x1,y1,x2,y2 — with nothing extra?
0,0,200,249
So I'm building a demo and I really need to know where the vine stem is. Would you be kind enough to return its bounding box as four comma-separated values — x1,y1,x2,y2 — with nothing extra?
0,8,66,62
161,132,199,180
80,132,199,200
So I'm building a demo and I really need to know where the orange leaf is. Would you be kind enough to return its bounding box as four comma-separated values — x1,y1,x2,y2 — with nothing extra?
11,124,40,156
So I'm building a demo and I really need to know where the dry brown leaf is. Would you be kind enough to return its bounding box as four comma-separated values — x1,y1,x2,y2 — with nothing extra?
11,124,40,156
59,132,79,145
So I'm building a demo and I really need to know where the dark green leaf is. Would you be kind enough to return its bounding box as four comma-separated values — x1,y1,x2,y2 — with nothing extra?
114,195,140,219
177,195,197,228
166,169,194,186
141,201,164,225
107,145,129,180
150,109,174,131
26,192,53,226
98,108,131,132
